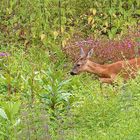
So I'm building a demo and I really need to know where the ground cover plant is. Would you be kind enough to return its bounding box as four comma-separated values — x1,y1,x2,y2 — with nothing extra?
0,0,140,139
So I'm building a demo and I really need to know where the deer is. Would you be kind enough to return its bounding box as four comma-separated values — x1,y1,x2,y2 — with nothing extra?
70,48,140,84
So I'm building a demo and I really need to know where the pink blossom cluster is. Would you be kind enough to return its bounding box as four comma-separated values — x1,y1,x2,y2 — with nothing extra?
64,32,140,63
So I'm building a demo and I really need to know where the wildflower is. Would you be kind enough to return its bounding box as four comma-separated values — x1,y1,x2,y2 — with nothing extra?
0,52,9,57
137,42,140,46
128,42,131,48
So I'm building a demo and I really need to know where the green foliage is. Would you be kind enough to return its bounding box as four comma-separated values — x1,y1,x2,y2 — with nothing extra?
0,101,21,140
0,0,139,48
65,77,140,139
39,68,71,110
0,0,140,139
1,46,140,139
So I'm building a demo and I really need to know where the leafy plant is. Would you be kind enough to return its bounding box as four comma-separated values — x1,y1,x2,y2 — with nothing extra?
0,102,21,139
39,67,71,111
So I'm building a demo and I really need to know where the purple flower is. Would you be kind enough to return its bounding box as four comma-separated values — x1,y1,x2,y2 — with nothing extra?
128,42,131,48
86,39,93,44
137,42,140,46
75,39,94,47
0,52,9,57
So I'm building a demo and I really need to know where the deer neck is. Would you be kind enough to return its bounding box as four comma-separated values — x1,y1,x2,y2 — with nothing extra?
86,61,108,76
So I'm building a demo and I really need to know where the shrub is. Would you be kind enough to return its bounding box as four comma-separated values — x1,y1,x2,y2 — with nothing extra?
64,27,140,63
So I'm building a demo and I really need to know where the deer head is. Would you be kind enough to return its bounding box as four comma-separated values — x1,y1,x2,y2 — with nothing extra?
70,48,93,75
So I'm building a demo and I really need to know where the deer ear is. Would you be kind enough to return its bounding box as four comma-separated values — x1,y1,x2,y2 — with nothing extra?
80,47,86,57
87,49,93,58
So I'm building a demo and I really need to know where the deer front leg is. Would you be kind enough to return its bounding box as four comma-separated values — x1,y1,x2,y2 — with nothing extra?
99,75,116,84
99,78,111,97
99,78,113,84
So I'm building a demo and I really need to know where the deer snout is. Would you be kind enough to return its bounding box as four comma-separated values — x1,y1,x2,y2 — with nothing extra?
70,71,77,75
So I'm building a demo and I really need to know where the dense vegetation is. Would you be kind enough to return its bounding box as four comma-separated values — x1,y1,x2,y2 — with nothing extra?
0,0,140,139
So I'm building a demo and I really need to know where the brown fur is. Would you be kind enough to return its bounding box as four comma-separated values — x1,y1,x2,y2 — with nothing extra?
85,58,140,83
70,51,140,84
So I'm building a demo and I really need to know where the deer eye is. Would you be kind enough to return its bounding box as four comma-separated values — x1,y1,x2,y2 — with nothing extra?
77,64,81,67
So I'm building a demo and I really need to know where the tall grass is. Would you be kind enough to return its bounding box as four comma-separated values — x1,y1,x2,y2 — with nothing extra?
1,45,140,139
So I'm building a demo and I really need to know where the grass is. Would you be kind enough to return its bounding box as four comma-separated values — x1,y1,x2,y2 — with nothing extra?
65,76,140,140
1,45,140,139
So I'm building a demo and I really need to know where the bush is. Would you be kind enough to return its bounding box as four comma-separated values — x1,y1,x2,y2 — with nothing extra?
64,28,140,63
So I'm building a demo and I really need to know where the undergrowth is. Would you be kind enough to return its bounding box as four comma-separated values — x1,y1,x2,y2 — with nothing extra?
0,0,140,139
1,46,140,139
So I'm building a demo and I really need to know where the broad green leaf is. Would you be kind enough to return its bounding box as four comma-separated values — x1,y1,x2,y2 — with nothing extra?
0,108,8,120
